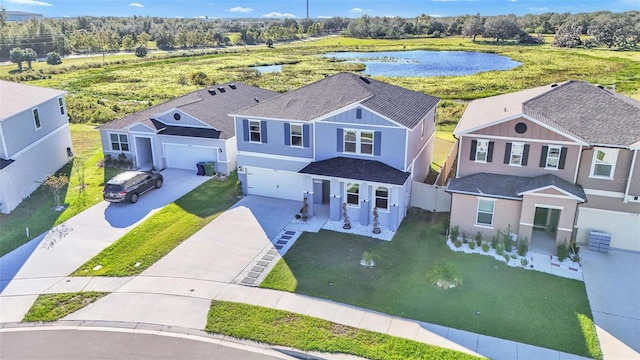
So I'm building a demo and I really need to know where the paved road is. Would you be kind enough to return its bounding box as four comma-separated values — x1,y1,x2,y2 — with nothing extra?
0,329,290,360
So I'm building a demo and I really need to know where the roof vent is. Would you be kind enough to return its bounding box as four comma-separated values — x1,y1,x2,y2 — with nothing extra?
550,83,558,87
217,86,226,93
323,73,329,78
229,83,236,89
596,84,604,89
254,97,259,103
359,76,371,84
207,88,216,95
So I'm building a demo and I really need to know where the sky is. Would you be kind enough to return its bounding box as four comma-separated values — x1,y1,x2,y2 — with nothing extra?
1,0,638,19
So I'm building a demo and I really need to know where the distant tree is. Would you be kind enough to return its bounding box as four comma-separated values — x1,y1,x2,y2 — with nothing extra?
10,47,25,71
121,35,135,51
136,32,151,47
483,15,522,42
0,6,6,28
553,20,583,48
23,48,37,69
189,71,208,86
46,51,62,65
134,45,147,57
462,14,484,41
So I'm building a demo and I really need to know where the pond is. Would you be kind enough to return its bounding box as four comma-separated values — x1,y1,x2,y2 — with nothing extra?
252,64,283,74
323,50,522,77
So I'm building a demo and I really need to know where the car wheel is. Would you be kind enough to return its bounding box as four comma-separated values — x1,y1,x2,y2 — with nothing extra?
130,193,139,203
155,179,163,188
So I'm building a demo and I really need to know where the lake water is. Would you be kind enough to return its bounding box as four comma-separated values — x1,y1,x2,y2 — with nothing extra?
324,50,522,77
252,64,283,74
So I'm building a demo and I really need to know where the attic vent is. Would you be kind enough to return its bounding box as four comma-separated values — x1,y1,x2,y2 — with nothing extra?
359,76,371,84
550,83,558,87
207,88,216,95
173,113,181,121
217,86,226,93
229,83,236,89
254,97,260,103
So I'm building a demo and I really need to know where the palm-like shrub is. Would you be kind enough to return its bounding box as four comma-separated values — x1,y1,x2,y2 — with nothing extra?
426,261,462,289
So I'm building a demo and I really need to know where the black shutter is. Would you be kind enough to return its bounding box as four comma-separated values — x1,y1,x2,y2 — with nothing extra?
242,119,249,142
470,140,477,161
260,121,268,143
303,124,310,148
504,142,512,164
522,144,530,166
487,141,494,162
539,145,549,167
558,147,568,169
373,131,382,156
337,129,343,152
284,123,291,146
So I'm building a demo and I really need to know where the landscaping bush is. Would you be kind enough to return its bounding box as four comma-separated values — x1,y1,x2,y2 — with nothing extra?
190,70,208,85
135,45,148,57
495,243,505,256
491,235,499,249
468,241,476,250
426,261,462,289
517,236,529,256
503,253,511,262
453,239,462,248
461,231,468,243
474,231,483,247
557,241,569,262
449,225,459,242
46,51,62,65
521,258,529,266
481,242,490,252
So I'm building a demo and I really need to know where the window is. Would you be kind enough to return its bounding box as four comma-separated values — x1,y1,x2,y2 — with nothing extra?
476,199,495,226
346,183,359,206
33,108,41,129
510,143,524,166
58,97,65,116
249,120,261,143
475,139,489,162
110,133,129,152
290,124,303,147
546,146,561,169
356,108,362,119
342,129,377,155
590,148,618,179
375,187,389,210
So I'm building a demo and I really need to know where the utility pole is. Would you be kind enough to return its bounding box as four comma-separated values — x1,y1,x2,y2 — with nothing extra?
306,0,309,19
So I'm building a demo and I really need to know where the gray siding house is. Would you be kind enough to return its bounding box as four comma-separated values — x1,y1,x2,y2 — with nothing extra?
0,80,73,213
231,72,440,231
98,83,278,175
447,81,640,252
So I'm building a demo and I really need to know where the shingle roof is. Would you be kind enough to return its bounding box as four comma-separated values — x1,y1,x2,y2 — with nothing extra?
523,81,640,147
0,158,15,170
0,80,66,120
299,157,411,185
98,83,278,140
234,72,439,129
446,173,586,201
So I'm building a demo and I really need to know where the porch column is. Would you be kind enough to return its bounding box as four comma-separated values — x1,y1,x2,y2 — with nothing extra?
303,192,314,217
389,204,399,231
330,195,341,221
360,199,370,226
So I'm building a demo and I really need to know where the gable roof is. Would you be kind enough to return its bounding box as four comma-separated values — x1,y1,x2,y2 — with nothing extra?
446,172,586,201
299,157,411,185
455,81,640,147
99,83,278,140
233,72,440,129
0,80,66,120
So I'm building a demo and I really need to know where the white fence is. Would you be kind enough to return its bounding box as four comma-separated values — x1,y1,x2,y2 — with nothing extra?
411,181,451,212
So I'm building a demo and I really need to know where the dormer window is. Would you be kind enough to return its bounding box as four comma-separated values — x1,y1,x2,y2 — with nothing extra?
475,140,489,162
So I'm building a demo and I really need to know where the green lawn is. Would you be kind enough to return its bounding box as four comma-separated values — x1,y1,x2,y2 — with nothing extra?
71,173,240,277
0,124,122,257
23,292,108,322
261,210,601,359
206,301,480,360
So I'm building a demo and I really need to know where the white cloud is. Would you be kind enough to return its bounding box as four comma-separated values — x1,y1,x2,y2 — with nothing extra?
228,6,254,13
262,12,296,18
129,2,143,7
317,15,332,19
6,0,53,6
350,7,363,13
430,14,444,17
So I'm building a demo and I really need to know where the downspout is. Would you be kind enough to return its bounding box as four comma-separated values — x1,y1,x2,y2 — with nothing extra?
623,149,638,203
454,134,462,178
573,145,583,183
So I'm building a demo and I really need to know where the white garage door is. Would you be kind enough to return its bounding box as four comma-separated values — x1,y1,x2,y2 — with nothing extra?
164,144,217,170
576,207,640,252
246,167,304,201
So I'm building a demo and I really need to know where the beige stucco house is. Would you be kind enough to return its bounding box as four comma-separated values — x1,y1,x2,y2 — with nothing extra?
447,81,640,253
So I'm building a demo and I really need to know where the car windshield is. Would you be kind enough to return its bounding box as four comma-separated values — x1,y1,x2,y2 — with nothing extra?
104,184,123,193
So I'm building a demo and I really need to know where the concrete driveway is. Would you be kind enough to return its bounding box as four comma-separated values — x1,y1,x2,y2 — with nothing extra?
0,169,210,321
581,249,640,359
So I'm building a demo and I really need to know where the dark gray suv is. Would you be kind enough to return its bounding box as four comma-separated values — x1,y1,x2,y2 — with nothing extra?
103,170,163,203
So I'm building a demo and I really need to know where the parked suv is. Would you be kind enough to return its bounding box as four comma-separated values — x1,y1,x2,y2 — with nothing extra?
103,170,163,203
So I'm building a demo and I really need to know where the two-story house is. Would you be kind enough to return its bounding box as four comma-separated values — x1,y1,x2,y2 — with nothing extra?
447,81,640,252
0,80,73,213
231,72,440,231
99,83,278,175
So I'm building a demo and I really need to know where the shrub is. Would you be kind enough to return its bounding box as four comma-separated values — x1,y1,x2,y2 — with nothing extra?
453,239,462,248
135,45,148,58
461,231,468,243
440,216,450,235
516,236,529,256
190,71,208,85
557,240,569,262
46,51,62,65
503,253,511,262
501,225,514,252
491,235,499,249
495,243,505,256
481,242,490,252
449,225,459,242
474,231,483,246
468,241,476,250
520,258,529,266
426,261,462,289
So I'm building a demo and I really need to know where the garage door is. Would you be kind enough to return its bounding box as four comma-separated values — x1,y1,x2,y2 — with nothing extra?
246,167,304,201
164,144,217,170
576,207,640,252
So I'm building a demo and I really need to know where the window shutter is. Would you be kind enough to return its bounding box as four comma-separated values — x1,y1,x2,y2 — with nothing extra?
558,147,567,169
337,129,343,152
539,146,548,167
504,143,512,164
356,108,362,119
303,124,310,148
487,141,494,162
284,123,291,146
374,131,382,156
470,140,477,161
260,121,268,143
242,119,249,142
522,144,530,166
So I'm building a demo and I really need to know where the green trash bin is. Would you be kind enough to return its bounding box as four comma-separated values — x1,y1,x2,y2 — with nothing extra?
203,162,215,176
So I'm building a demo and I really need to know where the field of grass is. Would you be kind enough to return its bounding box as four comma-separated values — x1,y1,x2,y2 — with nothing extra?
206,301,479,360
23,292,107,322
0,124,121,257
260,210,601,359
72,173,240,277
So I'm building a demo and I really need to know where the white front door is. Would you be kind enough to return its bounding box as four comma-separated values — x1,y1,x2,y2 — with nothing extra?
246,167,304,201
164,143,217,170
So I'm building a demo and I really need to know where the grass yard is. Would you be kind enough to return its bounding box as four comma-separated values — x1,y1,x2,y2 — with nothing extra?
0,124,121,257
206,301,480,360
23,291,107,322
261,210,601,359
72,173,240,277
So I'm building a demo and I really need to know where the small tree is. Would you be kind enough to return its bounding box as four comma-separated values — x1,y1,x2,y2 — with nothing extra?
46,51,62,65
190,71,208,85
44,174,69,210
342,202,351,229
10,47,25,71
74,156,87,190
134,45,148,58
372,207,381,234
23,48,37,70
